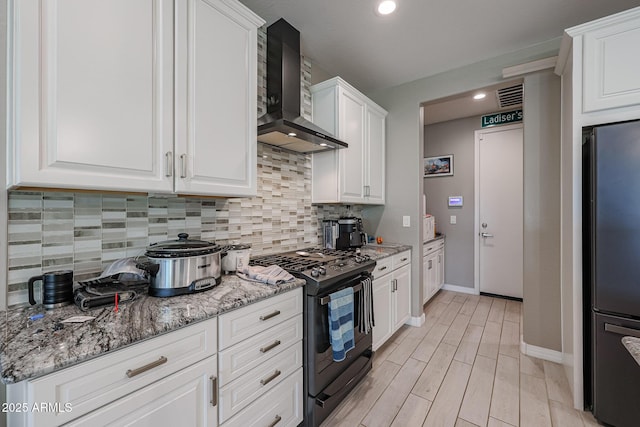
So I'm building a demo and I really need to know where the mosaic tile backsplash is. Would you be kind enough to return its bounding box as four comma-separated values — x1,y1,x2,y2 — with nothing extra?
5,26,360,307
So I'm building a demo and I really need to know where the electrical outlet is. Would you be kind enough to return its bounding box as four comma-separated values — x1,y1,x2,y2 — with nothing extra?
402,216,410,227
450,215,457,224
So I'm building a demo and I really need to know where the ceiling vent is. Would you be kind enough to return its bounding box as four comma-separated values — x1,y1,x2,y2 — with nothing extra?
496,84,523,108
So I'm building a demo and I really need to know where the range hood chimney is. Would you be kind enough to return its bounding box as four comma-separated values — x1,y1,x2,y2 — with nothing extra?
257,19,347,153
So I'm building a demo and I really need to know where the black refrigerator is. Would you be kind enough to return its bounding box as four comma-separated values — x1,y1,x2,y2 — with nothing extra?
583,119,640,427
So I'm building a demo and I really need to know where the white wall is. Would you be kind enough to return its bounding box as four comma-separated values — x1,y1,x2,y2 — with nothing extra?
367,37,561,318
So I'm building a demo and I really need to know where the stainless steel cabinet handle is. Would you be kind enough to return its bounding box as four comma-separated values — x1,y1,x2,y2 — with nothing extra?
165,152,173,177
180,154,187,178
481,233,494,238
210,376,218,406
394,279,398,291
260,340,281,353
259,310,281,321
126,356,167,378
378,266,387,271
267,415,282,427
605,323,640,338
260,369,281,386
400,257,408,262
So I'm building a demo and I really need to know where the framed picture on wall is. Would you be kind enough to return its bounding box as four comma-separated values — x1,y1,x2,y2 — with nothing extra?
424,154,453,177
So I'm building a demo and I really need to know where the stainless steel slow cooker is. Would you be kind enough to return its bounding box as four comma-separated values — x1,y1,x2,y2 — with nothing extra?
137,233,222,297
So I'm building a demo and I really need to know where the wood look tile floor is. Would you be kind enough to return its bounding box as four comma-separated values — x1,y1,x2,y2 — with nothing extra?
320,291,599,427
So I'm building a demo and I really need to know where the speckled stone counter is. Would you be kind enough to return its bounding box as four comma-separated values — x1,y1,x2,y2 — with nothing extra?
359,243,412,261
622,336,640,366
424,234,445,244
0,275,305,384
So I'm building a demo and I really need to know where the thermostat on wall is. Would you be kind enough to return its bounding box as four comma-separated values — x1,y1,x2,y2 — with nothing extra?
448,196,463,207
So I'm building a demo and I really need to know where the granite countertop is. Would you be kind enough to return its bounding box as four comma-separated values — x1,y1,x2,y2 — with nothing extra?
359,243,412,261
622,336,640,366
424,234,445,244
0,275,305,384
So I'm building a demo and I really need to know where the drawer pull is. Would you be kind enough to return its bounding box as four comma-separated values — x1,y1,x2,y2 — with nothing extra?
400,257,408,262
210,376,218,406
378,266,388,271
260,370,282,386
267,415,282,427
260,310,281,321
260,340,282,353
126,356,167,378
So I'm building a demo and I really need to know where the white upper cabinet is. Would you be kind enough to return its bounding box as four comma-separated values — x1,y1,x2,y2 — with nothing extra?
561,7,640,114
7,0,263,197
174,0,261,196
310,77,387,205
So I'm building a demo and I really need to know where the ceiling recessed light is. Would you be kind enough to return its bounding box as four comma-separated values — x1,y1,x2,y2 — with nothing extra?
377,1,396,15
320,143,328,147
473,93,486,100
287,132,297,137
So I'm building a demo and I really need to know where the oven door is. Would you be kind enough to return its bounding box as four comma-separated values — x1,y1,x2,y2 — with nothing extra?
306,273,373,397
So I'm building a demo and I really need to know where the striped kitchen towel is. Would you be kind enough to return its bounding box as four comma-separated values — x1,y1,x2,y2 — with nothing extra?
358,276,375,334
328,287,355,362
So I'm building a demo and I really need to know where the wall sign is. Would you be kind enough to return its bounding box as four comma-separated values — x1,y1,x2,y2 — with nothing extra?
481,109,523,128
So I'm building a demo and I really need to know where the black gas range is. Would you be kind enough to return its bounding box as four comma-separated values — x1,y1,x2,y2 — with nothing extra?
250,247,376,427
250,247,375,293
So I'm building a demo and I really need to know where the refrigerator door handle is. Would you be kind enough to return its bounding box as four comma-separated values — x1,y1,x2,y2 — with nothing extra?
604,323,640,338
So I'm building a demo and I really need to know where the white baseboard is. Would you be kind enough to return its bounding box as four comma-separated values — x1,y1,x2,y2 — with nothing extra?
441,283,478,295
406,313,425,327
520,341,563,363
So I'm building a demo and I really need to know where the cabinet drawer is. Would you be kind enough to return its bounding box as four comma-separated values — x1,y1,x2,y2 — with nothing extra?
65,355,217,427
219,343,302,423
25,318,217,426
392,250,411,269
372,256,393,278
222,367,303,427
218,288,303,350
218,314,303,386
424,240,443,255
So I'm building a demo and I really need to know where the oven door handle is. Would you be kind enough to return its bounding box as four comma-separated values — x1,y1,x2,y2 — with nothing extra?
320,282,363,305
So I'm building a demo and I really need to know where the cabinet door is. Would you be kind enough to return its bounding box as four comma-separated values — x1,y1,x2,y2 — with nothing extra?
66,356,218,427
422,255,430,305
364,105,386,204
372,273,393,351
583,19,640,112
174,0,260,197
338,88,366,203
9,0,174,193
393,264,411,329
425,252,438,301
437,248,445,289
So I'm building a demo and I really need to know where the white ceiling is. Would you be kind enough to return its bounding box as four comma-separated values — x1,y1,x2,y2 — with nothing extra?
238,0,640,93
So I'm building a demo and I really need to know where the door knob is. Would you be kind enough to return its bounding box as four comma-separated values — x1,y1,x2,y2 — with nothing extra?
481,233,494,238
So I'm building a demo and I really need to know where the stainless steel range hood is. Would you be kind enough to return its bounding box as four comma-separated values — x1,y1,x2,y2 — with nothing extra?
257,19,347,154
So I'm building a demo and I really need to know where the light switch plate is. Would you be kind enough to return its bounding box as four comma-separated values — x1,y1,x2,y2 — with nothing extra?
450,215,457,224
402,216,410,227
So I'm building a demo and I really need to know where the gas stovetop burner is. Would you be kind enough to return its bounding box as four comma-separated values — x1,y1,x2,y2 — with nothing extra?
249,247,375,293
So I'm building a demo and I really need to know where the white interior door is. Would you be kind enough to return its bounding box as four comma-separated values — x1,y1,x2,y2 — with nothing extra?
475,125,523,298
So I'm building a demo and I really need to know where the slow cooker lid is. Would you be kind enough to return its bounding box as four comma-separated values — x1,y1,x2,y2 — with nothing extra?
146,233,220,258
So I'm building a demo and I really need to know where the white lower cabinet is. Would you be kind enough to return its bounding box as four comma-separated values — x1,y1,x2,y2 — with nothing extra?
218,288,303,426
372,250,412,351
7,318,218,427
67,356,218,427
221,368,303,427
423,239,445,304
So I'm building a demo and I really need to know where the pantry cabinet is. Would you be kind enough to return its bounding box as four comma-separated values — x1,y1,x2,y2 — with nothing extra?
372,251,411,351
310,77,387,204
6,0,263,197
423,238,445,304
